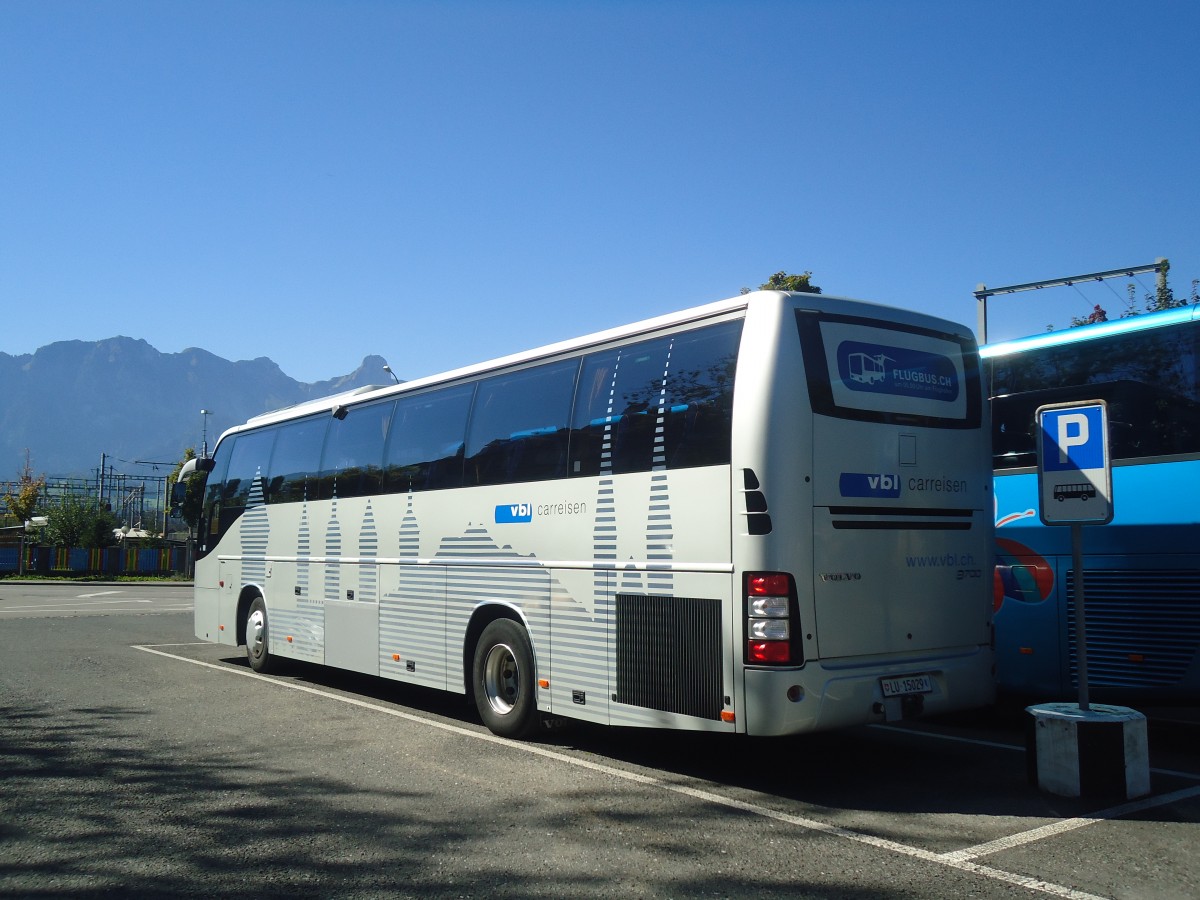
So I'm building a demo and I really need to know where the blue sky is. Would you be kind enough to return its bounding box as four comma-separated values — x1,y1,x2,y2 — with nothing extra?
3,1,1197,384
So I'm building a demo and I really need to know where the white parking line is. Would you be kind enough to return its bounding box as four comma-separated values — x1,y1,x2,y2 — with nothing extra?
869,722,1024,752
77,590,125,598
135,644,1137,900
940,783,1200,862
862,722,1200,866
1,604,192,616
5,600,161,609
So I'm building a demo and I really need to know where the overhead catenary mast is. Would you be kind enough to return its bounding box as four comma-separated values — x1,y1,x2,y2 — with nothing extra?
974,258,1167,344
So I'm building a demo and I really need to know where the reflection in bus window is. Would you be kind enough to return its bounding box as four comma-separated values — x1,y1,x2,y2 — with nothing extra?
383,384,474,493
215,429,276,536
267,415,327,504
319,401,395,500
989,319,1200,468
570,320,741,477
465,360,579,487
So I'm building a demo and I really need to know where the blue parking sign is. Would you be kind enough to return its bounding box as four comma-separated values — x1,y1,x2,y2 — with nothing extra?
1040,406,1106,472
1036,401,1113,525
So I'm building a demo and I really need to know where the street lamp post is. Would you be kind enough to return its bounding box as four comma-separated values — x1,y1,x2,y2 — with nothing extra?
200,409,211,458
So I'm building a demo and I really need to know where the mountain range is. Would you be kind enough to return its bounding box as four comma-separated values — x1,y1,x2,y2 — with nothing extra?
0,337,392,478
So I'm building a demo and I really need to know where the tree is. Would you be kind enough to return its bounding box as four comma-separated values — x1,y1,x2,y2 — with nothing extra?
759,271,822,294
167,448,205,533
41,493,120,549
3,451,45,525
1070,261,1193,328
1119,259,1188,318
1070,304,1109,327
1146,258,1185,312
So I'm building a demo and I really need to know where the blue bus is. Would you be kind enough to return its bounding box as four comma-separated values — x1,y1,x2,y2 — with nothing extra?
983,305,1200,701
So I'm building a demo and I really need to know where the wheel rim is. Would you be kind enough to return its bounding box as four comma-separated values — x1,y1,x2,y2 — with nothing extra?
482,642,520,716
248,608,266,659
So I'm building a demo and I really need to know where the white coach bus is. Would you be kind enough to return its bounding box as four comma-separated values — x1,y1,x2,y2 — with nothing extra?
178,290,995,738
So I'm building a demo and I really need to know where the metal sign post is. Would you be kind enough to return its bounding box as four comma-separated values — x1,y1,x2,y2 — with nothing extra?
1028,401,1147,800
1036,401,1113,711
1070,524,1089,709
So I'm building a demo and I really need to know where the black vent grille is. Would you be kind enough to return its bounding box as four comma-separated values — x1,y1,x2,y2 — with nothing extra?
828,506,974,531
615,593,723,720
1067,569,1200,688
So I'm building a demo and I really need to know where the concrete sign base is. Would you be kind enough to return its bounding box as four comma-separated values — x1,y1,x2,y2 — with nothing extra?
1026,703,1150,799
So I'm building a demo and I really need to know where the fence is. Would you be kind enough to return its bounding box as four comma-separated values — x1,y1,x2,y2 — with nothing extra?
0,544,188,577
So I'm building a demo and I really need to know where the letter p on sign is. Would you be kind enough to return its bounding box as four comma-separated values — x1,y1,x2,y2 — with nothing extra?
1056,413,1090,465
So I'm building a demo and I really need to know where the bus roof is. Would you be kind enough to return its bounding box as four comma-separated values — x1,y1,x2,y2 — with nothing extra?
241,293,750,429
981,304,1199,360
227,290,972,436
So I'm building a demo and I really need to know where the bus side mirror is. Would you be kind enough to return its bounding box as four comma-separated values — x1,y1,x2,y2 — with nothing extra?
171,456,216,514
178,456,216,479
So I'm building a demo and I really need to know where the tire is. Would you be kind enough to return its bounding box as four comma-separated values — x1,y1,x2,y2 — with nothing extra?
245,596,276,674
472,619,539,739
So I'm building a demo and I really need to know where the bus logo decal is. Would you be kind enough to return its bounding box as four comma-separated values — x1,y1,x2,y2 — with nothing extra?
838,341,959,402
839,472,901,499
495,503,533,523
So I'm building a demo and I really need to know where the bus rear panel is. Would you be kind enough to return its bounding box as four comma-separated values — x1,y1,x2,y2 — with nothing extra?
734,298,993,734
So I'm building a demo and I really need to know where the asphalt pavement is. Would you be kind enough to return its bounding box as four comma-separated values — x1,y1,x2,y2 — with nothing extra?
1,582,1197,898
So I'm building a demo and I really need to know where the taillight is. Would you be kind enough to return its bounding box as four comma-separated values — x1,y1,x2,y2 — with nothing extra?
747,640,792,664
745,571,800,666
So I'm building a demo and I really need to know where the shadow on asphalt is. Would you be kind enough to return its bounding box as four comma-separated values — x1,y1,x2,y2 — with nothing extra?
224,653,1200,823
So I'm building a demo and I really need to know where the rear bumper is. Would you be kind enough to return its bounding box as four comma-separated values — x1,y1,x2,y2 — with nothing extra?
742,646,995,736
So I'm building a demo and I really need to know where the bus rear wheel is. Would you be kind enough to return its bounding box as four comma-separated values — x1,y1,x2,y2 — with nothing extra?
245,596,276,674
472,619,539,739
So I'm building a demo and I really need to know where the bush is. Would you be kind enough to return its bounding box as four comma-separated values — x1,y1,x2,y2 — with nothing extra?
40,495,120,549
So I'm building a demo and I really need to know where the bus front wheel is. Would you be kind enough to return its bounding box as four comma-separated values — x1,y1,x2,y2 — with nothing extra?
245,596,276,674
472,619,539,739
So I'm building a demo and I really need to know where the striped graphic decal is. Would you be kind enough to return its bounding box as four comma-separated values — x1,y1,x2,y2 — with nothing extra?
213,333,737,728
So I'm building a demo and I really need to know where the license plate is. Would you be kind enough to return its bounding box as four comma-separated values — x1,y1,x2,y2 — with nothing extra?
880,673,933,697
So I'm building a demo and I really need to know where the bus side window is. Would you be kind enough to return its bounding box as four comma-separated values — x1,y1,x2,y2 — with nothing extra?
660,321,740,469
383,384,473,493
569,350,622,478
199,440,232,543
465,360,578,487
990,396,1037,469
268,415,327,504
214,429,276,539
569,320,741,477
318,400,395,500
